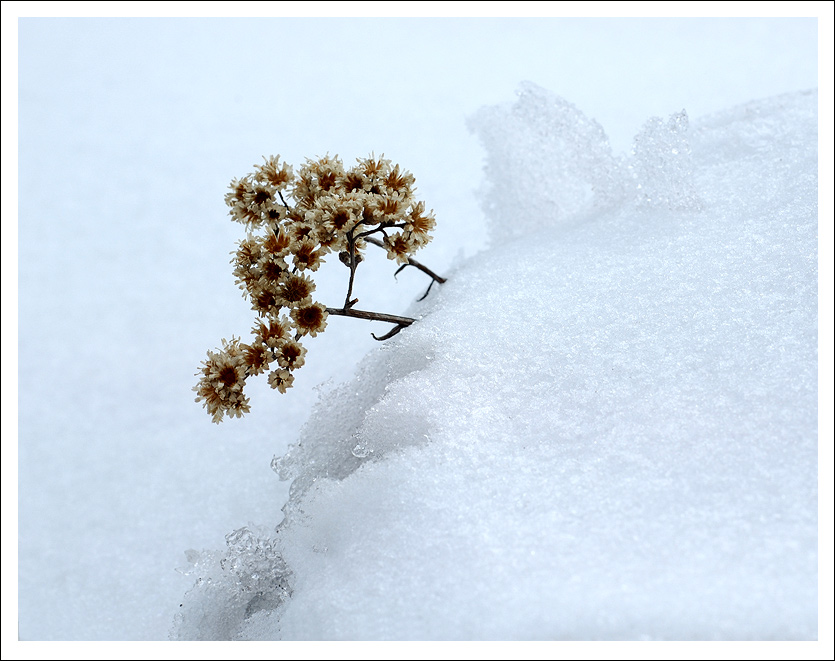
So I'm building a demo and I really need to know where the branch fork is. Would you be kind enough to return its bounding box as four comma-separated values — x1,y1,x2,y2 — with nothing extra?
330,237,446,340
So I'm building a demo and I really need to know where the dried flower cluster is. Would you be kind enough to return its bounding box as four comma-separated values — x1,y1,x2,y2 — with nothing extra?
195,153,445,423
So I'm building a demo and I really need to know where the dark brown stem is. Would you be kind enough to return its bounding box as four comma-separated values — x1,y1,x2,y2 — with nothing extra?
325,306,415,341
366,236,447,285
356,224,387,240
343,231,359,309
414,278,438,302
326,307,415,326
371,325,408,341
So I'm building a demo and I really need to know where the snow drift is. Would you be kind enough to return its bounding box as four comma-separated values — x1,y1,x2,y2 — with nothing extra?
174,84,818,640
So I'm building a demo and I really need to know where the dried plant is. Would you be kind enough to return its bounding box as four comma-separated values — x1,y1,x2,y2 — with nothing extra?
195,154,445,423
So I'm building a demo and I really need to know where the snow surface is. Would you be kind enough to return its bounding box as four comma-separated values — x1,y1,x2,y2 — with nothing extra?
173,85,818,640
12,17,825,643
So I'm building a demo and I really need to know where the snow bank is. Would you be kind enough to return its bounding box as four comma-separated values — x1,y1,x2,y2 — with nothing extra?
174,85,817,640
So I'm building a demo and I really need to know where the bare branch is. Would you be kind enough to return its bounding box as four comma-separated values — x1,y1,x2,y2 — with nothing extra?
366,236,447,285
372,325,408,341
325,307,415,326
326,306,415,342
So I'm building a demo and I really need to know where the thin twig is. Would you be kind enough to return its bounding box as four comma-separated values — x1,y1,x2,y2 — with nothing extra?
356,224,387,240
331,233,446,341
325,307,415,326
325,306,415,341
343,231,358,309
417,280,437,302
366,236,447,284
371,325,408,341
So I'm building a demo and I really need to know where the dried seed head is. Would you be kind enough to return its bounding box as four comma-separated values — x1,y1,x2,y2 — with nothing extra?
199,151,440,419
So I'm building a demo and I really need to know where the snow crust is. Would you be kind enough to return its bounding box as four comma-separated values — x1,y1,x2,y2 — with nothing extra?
173,85,818,640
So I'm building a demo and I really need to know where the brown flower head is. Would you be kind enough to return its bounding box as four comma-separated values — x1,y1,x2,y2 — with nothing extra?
375,193,409,224
258,254,287,286
225,177,261,227
233,235,262,268
323,197,359,234
263,228,292,255
276,271,315,308
251,284,281,317
244,183,277,218
292,239,324,272
383,164,416,195
225,177,249,205
241,341,272,376
383,232,415,264
287,220,317,244
311,194,363,248
253,316,292,349
254,155,294,191
232,235,263,294
193,337,251,423
406,201,436,234
268,368,294,393
295,155,346,200
291,302,328,337
357,193,381,226
357,153,391,179
276,338,307,370
343,170,365,193
263,204,287,225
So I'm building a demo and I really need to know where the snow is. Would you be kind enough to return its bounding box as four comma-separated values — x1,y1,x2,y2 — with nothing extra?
8,14,829,646
173,85,819,641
